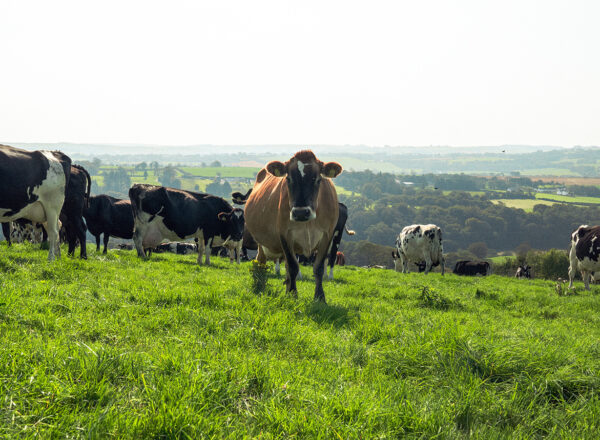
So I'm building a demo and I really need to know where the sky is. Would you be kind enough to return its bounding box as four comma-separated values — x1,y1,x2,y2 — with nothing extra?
1,0,599,147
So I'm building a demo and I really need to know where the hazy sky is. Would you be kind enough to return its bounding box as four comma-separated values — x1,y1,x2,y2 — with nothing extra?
1,0,599,147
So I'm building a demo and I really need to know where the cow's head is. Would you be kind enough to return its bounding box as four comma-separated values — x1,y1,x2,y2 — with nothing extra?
266,150,342,222
218,208,245,241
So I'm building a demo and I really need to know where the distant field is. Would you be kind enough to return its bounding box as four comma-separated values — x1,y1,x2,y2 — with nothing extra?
180,167,258,178
535,193,600,204
491,199,556,212
535,177,600,186
442,190,485,196
520,168,581,176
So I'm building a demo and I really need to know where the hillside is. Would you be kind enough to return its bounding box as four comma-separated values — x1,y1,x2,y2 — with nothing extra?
1,244,599,437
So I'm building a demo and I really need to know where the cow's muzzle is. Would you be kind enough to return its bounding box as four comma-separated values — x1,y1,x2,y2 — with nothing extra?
290,207,316,222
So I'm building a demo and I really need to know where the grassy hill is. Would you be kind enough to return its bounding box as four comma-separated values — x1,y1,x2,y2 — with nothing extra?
1,243,600,438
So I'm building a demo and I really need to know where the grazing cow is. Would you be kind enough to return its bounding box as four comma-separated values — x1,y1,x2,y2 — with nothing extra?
515,264,532,279
154,242,198,255
569,225,600,290
453,260,491,276
129,184,244,265
325,202,355,280
392,224,445,275
61,164,91,258
244,150,342,302
335,251,345,266
84,195,134,254
0,145,71,260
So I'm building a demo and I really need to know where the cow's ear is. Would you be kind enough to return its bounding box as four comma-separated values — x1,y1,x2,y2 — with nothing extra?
321,162,342,178
217,212,229,222
267,161,287,177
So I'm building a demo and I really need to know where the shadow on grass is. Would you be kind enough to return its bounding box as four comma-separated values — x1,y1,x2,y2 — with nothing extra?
306,301,353,328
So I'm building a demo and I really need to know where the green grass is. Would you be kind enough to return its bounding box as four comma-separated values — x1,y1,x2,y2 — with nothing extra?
535,193,600,205
1,243,600,437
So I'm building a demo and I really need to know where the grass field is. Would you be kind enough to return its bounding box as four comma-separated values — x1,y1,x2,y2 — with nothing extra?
180,167,259,178
535,193,600,205
1,244,600,437
491,199,556,212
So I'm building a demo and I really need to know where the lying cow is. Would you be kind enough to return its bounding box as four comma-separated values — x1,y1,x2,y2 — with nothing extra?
245,150,342,302
392,224,445,275
569,225,600,290
10,219,46,244
154,242,198,255
0,144,71,260
129,184,244,265
453,260,490,276
515,264,532,279
84,195,134,254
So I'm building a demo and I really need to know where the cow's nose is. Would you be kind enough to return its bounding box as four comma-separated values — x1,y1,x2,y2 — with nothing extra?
291,207,311,221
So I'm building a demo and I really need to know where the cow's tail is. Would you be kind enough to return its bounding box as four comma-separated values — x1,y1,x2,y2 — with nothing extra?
73,164,92,209
345,225,355,236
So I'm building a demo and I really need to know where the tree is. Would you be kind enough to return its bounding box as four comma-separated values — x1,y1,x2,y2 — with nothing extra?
468,242,488,259
159,166,178,187
210,160,222,168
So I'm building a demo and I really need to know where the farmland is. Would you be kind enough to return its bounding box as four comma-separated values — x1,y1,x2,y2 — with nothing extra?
1,244,600,437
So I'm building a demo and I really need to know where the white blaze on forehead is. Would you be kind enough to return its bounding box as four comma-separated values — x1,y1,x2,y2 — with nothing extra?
234,210,242,218
298,161,305,177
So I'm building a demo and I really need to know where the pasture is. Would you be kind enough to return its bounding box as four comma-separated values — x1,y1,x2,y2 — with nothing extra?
1,244,600,438
491,199,556,212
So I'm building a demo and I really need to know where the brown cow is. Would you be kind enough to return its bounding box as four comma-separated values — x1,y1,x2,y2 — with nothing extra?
245,150,342,302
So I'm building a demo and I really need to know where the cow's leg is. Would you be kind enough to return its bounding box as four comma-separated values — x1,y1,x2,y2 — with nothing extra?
133,224,147,258
103,233,109,254
236,241,242,264
313,239,331,302
45,210,61,261
75,217,87,259
401,253,408,273
423,254,433,274
441,255,445,275
204,237,213,265
257,246,267,265
274,258,281,275
280,237,299,297
583,271,591,290
95,234,101,252
568,247,578,288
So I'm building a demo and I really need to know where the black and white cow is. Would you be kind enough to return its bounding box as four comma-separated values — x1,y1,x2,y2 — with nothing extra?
84,195,134,254
392,224,445,275
154,242,198,255
453,260,491,276
129,184,245,265
0,145,71,260
569,225,600,290
515,264,532,279
61,164,91,259
9,219,46,244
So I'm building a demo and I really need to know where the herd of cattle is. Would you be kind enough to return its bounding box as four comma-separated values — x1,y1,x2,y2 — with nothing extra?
2,145,600,302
